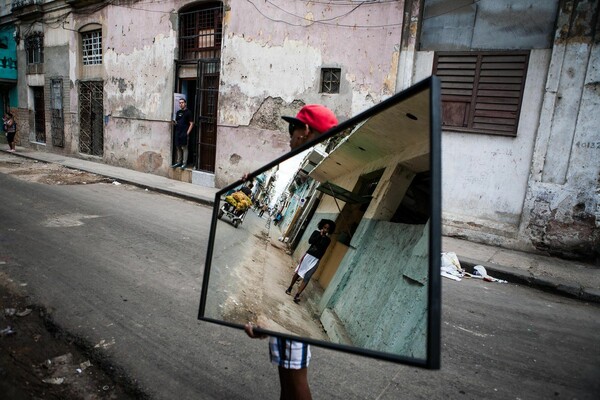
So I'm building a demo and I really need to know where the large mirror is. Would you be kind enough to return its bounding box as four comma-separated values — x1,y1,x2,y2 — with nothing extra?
199,77,441,368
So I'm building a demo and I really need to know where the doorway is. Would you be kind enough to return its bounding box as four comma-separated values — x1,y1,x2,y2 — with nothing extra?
79,80,103,156
32,86,46,143
177,2,222,174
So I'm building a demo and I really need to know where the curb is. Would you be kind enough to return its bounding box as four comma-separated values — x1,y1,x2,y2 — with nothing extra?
458,256,600,304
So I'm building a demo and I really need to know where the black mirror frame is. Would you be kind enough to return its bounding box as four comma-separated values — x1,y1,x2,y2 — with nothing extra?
198,76,441,369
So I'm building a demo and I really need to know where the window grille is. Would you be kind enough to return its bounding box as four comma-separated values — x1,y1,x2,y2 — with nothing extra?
179,4,223,60
321,68,341,94
82,30,102,65
51,79,64,147
25,33,43,64
433,51,529,136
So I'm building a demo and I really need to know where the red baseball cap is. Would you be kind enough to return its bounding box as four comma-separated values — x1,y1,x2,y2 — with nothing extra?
282,104,338,134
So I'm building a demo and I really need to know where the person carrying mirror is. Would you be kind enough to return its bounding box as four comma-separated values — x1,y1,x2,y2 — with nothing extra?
245,104,338,400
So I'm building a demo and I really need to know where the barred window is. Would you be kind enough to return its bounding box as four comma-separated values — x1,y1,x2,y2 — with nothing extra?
82,30,102,65
179,3,223,60
321,68,341,94
433,51,529,137
25,33,43,64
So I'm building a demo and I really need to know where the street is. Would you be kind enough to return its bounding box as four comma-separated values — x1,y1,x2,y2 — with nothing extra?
205,200,331,341
0,161,599,400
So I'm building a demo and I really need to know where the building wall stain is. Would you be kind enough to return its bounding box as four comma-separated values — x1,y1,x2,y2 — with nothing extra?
136,151,163,173
527,189,599,261
249,97,305,131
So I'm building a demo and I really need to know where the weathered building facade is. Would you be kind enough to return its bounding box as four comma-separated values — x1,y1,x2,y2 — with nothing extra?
398,0,599,261
3,0,404,187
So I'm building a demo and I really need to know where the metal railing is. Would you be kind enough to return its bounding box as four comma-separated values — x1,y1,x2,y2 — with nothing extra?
11,0,42,11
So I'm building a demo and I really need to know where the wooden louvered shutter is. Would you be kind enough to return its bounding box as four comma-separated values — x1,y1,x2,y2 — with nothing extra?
434,51,529,137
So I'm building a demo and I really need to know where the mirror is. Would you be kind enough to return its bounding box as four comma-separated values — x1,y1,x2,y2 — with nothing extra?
199,77,441,368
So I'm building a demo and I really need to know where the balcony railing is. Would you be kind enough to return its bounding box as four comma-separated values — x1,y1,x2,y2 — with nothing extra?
11,0,43,20
11,0,42,10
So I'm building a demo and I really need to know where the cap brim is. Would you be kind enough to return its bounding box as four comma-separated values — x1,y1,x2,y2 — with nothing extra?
282,116,304,126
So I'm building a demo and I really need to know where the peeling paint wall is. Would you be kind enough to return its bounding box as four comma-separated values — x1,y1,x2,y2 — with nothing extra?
406,0,599,261
520,0,600,261
421,0,559,51
101,5,176,173
10,1,404,186
12,2,177,175
437,50,551,239
15,8,73,153
216,1,404,186
318,217,428,358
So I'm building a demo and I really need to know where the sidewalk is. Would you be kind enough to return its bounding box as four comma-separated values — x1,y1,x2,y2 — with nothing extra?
3,147,599,304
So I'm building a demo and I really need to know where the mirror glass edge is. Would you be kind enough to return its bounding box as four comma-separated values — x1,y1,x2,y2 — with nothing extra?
427,75,442,370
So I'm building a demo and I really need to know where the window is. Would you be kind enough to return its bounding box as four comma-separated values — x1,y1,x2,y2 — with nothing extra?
433,51,529,136
179,3,223,60
321,68,341,94
82,30,102,65
25,32,43,64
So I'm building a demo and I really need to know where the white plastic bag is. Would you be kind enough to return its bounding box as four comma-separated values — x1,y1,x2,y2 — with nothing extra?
441,252,464,280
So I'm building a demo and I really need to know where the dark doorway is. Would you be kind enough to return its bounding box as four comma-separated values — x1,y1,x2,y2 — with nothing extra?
32,86,46,143
79,80,103,156
177,2,223,174
178,79,198,166
50,79,64,147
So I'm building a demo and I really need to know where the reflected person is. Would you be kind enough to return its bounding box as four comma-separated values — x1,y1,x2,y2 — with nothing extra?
286,219,336,303
245,104,338,400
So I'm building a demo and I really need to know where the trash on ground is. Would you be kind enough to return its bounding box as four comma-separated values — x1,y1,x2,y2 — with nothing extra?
441,252,464,281
471,265,508,283
440,255,508,284
0,326,15,336
51,353,73,365
16,308,32,317
80,360,92,370
42,377,65,385
112,181,121,185
4,308,16,317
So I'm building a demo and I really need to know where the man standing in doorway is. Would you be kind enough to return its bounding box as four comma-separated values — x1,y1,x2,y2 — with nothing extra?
172,98,194,169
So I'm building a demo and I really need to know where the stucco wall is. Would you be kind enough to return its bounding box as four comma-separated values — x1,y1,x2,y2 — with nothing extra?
216,1,404,186
433,50,551,243
403,0,600,259
421,0,559,51
519,0,600,260
215,125,290,187
319,218,428,358
101,6,177,174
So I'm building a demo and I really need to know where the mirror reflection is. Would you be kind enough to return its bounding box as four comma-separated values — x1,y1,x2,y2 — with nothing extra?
203,84,433,361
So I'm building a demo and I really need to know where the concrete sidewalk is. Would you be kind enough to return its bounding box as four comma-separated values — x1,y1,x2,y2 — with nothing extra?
3,147,599,304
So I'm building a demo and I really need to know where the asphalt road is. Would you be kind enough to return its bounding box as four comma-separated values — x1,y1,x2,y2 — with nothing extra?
1,171,599,400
